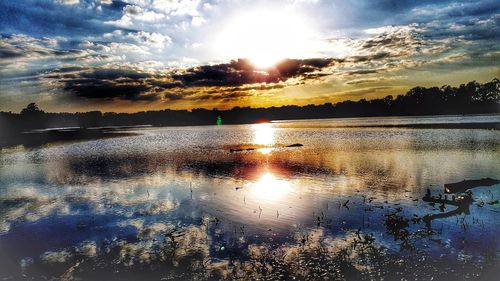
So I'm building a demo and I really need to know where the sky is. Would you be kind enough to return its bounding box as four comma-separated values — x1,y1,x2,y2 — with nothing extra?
0,0,499,113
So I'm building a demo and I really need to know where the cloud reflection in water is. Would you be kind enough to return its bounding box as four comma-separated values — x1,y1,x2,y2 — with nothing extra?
0,118,499,279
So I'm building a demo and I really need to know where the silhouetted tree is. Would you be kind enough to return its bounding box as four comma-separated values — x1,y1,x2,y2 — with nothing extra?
1,79,498,134
20,103,44,115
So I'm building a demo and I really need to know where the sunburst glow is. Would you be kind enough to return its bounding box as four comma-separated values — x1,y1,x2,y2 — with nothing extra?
252,122,275,148
215,8,320,68
248,172,291,201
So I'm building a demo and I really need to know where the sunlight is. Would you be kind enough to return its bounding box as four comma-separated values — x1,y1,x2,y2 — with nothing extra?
257,147,274,154
252,122,275,147
214,8,320,68
248,172,291,201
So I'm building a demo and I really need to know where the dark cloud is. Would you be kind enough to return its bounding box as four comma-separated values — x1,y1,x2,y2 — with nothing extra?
336,86,395,97
0,48,24,59
350,52,392,62
349,0,499,27
66,82,156,101
171,58,336,87
41,58,337,101
2,0,497,108
80,68,151,80
361,0,439,11
0,0,120,37
192,91,251,101
345,78,388,85
347,69,380,75
424,14,500,41
163,92,184,101
361,30,422,50
0,34,84,65
412,0,500,20
44,67,159,101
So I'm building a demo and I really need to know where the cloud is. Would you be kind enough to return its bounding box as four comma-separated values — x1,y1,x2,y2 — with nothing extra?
105,0,205,30
410,0,499,20
35,20,491,104
43,67,160,101
170,58,337,87
103,30,172,48
324,23,488,81
285,0,321,9
0,34,83,65
55,0,79,5
358,24,428,58
41,57,337,101
423,13,500,41
336,86,395,97
1,1,499,110
106,4,167,28
40,250,73,263
80,40,151,58
152,0,202,17
127,31,172,47
346,69,380,75
0,0,120,38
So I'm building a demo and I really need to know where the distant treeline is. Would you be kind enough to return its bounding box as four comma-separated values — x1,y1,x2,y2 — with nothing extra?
1,79,499,134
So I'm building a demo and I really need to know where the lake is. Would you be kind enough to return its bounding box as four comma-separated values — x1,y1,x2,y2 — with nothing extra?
1,115,499,280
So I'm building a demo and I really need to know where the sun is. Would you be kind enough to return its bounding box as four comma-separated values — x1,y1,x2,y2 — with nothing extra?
214,8,320,69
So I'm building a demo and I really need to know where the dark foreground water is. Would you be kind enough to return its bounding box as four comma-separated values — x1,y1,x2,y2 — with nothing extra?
1,115,499,280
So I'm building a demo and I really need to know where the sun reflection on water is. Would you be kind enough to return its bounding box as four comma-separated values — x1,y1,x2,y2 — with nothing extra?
252,123,274,145
247,172,291,202
252,123,275,154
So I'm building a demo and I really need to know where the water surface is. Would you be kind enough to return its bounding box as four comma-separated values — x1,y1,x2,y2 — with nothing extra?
1,116,499,280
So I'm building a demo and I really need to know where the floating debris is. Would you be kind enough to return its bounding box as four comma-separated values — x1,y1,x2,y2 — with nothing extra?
422,189,474,226
286,143,303,147
444,178,500,193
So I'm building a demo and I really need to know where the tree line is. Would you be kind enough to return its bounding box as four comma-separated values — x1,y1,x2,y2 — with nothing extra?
1,79,498,134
